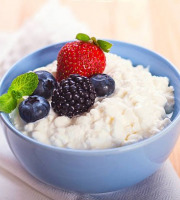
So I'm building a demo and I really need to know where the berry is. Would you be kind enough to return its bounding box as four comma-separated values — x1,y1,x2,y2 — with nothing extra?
19,95,50,123
90,74,115,97
56,33,112,82
33,71,57,99
57,41,105,82
51,74,96,117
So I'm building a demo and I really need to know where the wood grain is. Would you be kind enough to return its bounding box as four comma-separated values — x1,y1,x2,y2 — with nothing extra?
0,0,180,176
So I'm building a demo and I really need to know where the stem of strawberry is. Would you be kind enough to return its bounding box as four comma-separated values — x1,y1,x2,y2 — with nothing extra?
76,33,112,53
90,37,98,46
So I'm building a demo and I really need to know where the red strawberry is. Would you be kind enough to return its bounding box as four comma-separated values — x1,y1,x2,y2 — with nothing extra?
56,33,112,82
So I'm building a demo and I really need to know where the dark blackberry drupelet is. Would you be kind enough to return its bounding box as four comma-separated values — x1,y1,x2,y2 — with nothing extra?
51,74,96,118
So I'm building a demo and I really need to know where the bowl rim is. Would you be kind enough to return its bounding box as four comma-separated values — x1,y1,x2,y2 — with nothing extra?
1,40,180,155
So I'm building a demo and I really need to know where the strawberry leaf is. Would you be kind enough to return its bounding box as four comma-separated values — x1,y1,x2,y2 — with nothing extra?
97,40,112,53
76,33,90,42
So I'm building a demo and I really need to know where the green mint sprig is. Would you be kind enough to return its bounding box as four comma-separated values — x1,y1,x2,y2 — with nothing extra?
76,33,113,53
0,93,17,113
0,72,39,113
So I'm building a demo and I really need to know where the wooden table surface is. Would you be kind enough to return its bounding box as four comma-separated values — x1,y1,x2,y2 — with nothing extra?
0,0,180,176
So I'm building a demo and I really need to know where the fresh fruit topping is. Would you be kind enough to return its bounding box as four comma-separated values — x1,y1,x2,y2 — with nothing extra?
0,72,38,113
33,71,57,99
56,33,112,82
51,74,96,118
19,95,50,123
90,74,115,97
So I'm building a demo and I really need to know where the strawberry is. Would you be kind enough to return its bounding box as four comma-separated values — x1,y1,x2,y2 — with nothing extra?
56,33,112,82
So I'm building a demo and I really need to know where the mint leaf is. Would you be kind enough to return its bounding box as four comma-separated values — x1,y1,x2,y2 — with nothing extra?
76,33,90,42
0,93,17,113
97,40,112,53
0,72,39,114
8,72,39,96
11,90,23,100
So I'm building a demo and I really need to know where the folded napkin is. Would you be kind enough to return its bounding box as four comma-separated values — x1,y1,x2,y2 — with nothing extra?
0,0,180,199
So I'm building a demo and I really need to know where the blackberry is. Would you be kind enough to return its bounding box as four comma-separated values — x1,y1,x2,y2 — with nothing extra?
51,74,96,118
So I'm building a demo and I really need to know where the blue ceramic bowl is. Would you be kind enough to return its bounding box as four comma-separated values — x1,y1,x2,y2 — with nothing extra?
1,41,180,193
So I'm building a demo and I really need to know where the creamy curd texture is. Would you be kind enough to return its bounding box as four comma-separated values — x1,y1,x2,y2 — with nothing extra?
11,53,174,149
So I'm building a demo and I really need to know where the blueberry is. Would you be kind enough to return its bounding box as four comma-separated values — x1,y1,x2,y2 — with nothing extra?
33,71,57,99
90,74,115,97
19,95,50,123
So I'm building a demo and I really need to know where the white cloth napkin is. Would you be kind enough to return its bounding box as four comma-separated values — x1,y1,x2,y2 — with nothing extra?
0,0,180,199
